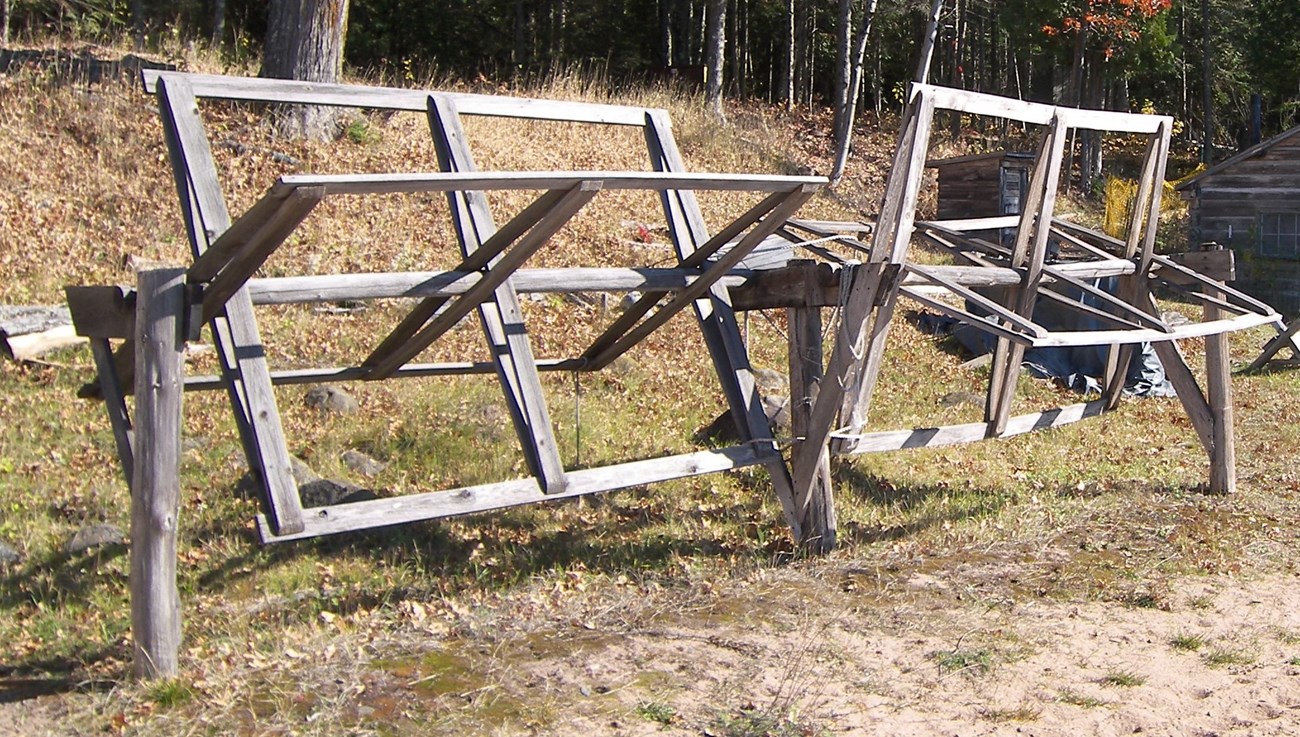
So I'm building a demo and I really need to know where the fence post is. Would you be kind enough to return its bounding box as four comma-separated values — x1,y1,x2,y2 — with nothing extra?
131,267,186,679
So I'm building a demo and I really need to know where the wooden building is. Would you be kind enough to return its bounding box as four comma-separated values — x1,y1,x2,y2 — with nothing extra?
928,152,1033,245
1177,126,1300,315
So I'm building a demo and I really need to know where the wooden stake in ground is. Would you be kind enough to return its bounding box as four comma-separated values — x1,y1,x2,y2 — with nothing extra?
130,268,186,679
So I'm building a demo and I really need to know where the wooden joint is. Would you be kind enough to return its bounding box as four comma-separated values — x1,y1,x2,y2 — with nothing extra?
183,283,204,342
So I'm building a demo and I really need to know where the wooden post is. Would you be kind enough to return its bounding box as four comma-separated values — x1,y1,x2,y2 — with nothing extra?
787,262,836,554
131,268,186,679
1204,282,1236,494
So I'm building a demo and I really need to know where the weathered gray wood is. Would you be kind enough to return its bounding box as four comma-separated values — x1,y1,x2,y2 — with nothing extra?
142,70,653,126
363,182,601,381
834,400,1110,454
257,444,771,542
359,186,578,377
986,117,1067,437
130,268,185,680
786,269,835,554
180,358,580,390
90,338,135,487
157,76,305,536
1204,285,1236,494
274,170,825,195
66,285,134,339
584,185,817,371
642,110,803,540
1245,318,1300,373
0,305,75,360
428,96,569,495
199,187,324,319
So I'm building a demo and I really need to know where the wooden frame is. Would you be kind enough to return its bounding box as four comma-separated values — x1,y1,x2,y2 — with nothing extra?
788,84,1277,503
71,72,825,550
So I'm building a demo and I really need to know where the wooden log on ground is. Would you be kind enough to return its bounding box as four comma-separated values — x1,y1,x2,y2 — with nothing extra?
0,305,85,361
130,268,186,680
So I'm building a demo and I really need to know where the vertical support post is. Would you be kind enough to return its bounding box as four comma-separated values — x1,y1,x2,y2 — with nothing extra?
131,268,186,680
1204,284,1236,494
786,262,835,553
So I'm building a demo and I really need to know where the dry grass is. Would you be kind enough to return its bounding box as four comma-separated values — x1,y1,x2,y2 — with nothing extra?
4,38,1300,737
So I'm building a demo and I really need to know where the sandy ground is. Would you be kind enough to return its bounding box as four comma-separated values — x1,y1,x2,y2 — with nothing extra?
513,569,1300,736
5,568,1300,735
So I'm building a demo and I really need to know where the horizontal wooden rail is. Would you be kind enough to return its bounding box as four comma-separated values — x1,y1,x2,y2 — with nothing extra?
142,70,654,126
273,170,828,196
833,400,1111,454
256,444,774,542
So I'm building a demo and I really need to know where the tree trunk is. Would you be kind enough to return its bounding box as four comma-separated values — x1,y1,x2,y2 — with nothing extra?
1,0,10,49
705,0,726,120
262,0,351,141
831,0,853,132
672,0,691,67
130,0,145,49
831,0,879,184
781,0,794,108
1201,0,1213,164
211,0,227,46
915,0,944,84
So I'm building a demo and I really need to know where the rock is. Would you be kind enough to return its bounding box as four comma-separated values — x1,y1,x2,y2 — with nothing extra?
752,367,788,396
940,391,985,409
298,479,377,508
304,385,359,415
290,456,322,485
342,449,387,477
696,395,791,444
63,523,125,555
0,541,21,567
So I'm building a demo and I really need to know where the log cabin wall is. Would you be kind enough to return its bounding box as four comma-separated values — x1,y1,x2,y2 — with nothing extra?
1179,127,1300,316
928,152,1033,245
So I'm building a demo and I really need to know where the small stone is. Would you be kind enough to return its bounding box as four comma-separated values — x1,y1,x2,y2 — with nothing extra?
0,541,21,567
299,479,377,508
304,385,359,415
579,685,592,697
752,368,788,395
64,523,126,554
940,391,985,409
341,449,387,477
290,456,322,485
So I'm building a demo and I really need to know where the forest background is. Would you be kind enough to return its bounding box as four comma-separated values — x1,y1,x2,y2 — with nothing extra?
5,0,1300,170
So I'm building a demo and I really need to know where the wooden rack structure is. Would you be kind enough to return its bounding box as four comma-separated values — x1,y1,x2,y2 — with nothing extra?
65,74,1278,678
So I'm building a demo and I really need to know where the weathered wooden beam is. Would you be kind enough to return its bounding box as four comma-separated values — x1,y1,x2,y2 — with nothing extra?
256,444,771,543
130,268,185,680
833,400,1110,454
786,266,835,555
273,170,826,196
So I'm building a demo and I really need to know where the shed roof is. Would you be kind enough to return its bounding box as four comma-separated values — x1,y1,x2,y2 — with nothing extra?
1176,125,1300,192
925,151,1034,169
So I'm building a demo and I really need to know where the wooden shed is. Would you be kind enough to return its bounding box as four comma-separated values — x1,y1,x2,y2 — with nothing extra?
1177,126,1300,315
927,152,1033,245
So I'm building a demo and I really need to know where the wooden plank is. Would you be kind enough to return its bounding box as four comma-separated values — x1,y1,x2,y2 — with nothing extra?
359,186,580,376
833,400,1110,455
90,338,135,488
244,267,751,304
365,182,602,380
987,117,1068,436
585,185,817,371
130,268,185,680
179,358,581,390
142,70,654,126
66,285,134,339
642,110,802,540
256,444,771,542
200,187,324,319
274,170,826,195
1245,318,1300,373
157,76,305,536
578,189,801,366
787,273,835,554
1204,285,1236,494
428,96,568,496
